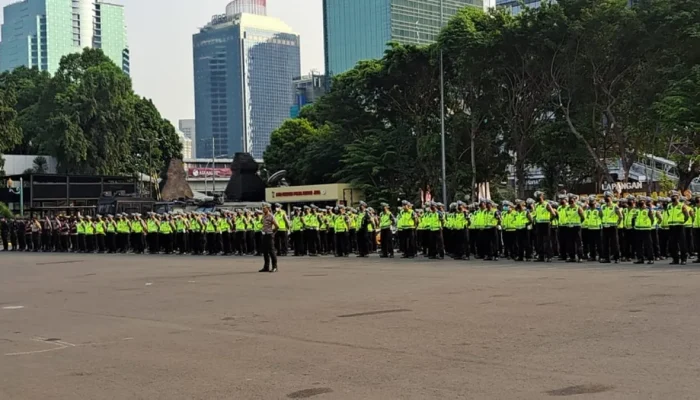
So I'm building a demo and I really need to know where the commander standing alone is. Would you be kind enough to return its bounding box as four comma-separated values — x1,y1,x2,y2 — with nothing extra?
259,203,279,273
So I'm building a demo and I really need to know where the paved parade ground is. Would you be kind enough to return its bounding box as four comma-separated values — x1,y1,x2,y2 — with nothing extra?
1,254,700,399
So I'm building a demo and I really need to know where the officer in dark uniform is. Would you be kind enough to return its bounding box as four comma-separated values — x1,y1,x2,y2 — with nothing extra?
0,216,9,251
10,216,20,251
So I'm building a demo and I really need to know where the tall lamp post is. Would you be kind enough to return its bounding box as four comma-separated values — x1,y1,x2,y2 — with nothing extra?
204,153,228,195
138,137,164,197
7,178,24,217
439,0,447,204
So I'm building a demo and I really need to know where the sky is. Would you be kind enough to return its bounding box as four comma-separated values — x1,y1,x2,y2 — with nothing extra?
0,0,325,124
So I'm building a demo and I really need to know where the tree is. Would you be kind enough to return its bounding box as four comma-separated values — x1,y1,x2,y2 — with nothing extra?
263,118,325,185
0,89,22,154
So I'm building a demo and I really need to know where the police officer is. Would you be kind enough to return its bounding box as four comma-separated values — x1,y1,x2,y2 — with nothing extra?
274,204,290,256
600,192,622,263
667,190,690,265
0,216,9,251
334,205,350,257
379,203,396,258
533,191,555,262
633,196,655,265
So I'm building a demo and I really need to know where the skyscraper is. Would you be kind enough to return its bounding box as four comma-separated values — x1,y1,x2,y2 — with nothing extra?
323,0,483,77
179,119,196,157
0,0,129,74
496,0,546,15
193,0,301,161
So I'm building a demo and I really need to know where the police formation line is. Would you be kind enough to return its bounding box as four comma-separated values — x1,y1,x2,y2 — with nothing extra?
1,191,700,265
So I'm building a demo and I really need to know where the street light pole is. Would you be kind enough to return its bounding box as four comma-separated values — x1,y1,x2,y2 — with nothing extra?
439,0,447,204
212,137,216,194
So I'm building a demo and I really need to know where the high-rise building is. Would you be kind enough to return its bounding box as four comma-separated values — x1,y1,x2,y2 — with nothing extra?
496,0,546,15
0,0,129,74
179,119,196,157
193,0,301,161
176,130,193,159
290,73,326,118
323,0,483,77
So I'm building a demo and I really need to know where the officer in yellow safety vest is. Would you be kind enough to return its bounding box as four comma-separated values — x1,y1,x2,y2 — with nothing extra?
84,215,95,253
274,203,290,256
334,205,351,257
501,201,516,260
692,193,700,263
105,214,117,253
304,205,321,256
451,201,469,260
175,212,190,255
204,212,218,255
533,191,556,262
290,207,305,256
583,195,602,261
667,190,690,264
145,213,160,254
398,200,417,258
379,202,396,258
130,213,145,254
563,194,585,262
94,214,106,253
218,211,231,255
512,200,533,261
253,209,263,256
555,195,568,260
621,196,639,261
482,200,501,261
600,191,623,263
633,196,655,264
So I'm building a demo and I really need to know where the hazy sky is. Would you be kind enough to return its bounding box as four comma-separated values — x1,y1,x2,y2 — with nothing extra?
0,0,325,124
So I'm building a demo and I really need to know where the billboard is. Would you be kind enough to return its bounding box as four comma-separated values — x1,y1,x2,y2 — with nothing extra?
187,168,232,178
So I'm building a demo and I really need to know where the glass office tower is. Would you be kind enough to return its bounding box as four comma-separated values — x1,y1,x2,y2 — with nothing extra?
193,0,301,160
323,0,483,77
0,0,129,74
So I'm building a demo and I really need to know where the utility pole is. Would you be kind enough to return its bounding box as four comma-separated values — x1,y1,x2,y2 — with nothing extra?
212,137,216,194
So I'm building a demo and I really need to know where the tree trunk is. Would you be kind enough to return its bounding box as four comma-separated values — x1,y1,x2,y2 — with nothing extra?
470,125,477,200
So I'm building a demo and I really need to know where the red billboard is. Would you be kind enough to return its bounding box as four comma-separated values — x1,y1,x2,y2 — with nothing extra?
187,168,232,178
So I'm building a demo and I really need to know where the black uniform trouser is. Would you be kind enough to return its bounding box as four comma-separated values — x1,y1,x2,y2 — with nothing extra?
221,232,231,254
535,223,552,260
694,228,700,260
668,225,687,262
453,229,468,259
305,230,319,255
380,228,393,256
254,232,262,255
651,229,660,258
291,231,303,255
319,231,327,254
16,233,25,250
356,229,368,256
601,226,620,261
658,229,669,257
585,229,601,260
133,233,144,253
161,234,173,254
191,232,202,254
274,231,287,255
235,231,247,254
400,229,416,257
96,234,105,253
555,227,565,258
146,232,157,253
685,227,694,255
622,230,636,259
262,233,277,270
502,231,515,258
481,227,498,258
635,230,653,261
32,232,41,250
25,233,33,251
118,233,129,253
349,229,357,252
419,230,429,255
566,226,584,260
335,231,348,256
515,229,531,260
1,234,7,251
176,232,188,254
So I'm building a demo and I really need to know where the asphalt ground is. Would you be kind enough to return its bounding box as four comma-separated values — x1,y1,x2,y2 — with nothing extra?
1,252,700,400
